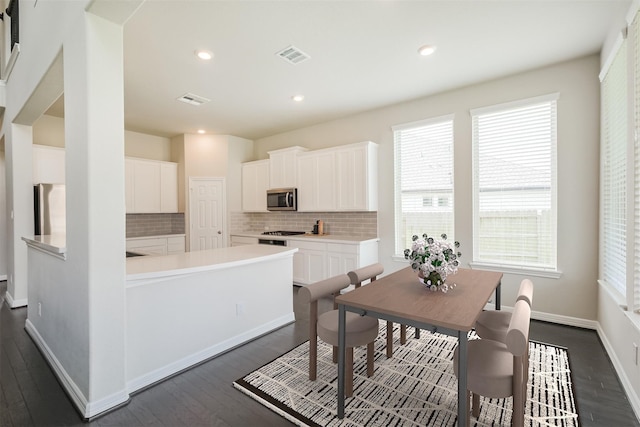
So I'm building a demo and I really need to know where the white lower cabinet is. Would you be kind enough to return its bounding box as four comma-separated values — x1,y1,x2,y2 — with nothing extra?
289,238,378,285
292,241,327,285
127,235,185,256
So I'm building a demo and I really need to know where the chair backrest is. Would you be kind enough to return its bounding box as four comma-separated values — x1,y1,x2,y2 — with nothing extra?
516,279,534,307
298,274,352,305
347,263,384,287
505,299,531,357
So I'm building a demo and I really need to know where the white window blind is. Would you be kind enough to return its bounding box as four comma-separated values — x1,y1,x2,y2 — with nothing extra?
393,116,454,255
471,94,558,271
602,40,628,297
633,14,640,312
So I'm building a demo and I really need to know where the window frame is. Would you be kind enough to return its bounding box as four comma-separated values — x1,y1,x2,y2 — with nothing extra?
392,114,455,258
470,94,561,279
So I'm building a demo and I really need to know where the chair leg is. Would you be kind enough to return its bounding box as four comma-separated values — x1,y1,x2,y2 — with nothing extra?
309,337,317,381
386,321,393,358
346,347,354,397
366,342,374,377
472,392,480,418
332,345,338,363
400,324,407,344
466,390,472,425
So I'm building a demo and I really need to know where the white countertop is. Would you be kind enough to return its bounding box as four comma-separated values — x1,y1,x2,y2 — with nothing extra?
232,232,379,244
22,234,67,258
126,244,297,281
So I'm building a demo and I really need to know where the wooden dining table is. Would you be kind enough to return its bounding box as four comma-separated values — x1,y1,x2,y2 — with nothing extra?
335,266,503,426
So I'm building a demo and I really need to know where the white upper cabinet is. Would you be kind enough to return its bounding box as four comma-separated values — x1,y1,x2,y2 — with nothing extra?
336,141,378,211
297,141,378,212
297,149,336,212
268,146,308,189
242,159,270,212
125,158,179,213
33,145,65,184
160,162,178,213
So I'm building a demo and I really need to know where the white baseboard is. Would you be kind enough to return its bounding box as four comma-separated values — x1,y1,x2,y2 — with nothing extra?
25,320,130,419
5,291,27,308
597,323,640,422
484,302,599,330
127,312,295,393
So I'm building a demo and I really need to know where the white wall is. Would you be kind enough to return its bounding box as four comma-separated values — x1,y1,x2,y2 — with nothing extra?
3,0,140,418
256,54,601,324
33,114,173,161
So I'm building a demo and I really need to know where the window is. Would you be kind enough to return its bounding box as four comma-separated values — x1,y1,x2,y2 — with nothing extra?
393,115,454,255
471,94,558,272
601,40,628,297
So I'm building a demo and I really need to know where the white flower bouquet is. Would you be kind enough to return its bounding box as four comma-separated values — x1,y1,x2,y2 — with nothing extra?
403,233,461,292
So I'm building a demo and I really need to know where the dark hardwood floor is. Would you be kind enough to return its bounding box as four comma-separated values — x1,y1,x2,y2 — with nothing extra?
1,280,638,426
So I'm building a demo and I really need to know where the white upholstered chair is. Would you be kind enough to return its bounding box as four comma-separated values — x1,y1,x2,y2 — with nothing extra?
475,278,534,343
454,299,532,427
297,274,379,397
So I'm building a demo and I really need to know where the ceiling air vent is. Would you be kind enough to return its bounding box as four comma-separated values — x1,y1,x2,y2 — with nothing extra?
276,45,310,65
177,93,210,106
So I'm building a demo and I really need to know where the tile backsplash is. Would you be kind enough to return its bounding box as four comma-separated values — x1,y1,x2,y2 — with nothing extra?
126,213,185,237
230,211,378,238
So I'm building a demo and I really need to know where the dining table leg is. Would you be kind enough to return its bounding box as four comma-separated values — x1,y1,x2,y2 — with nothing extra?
457,330,468,427
337,304,346,419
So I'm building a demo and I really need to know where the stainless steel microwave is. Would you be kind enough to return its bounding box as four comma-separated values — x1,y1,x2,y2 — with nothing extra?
267,188,297,211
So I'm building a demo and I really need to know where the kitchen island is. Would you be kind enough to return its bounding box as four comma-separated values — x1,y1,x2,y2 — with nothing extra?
125,244,297,392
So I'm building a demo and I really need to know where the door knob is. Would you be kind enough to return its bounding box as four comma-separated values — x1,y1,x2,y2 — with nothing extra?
218,231,222,234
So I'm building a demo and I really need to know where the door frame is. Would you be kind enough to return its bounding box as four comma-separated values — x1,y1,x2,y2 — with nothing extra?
188,176,227,251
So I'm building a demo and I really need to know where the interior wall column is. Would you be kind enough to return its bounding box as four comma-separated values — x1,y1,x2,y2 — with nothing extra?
62,11,128,414
4,123,33,307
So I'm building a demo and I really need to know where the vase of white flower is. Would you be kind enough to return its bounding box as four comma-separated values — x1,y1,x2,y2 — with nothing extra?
404,233,461,293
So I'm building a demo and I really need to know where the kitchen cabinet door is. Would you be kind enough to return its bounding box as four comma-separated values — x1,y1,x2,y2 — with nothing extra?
297,150,336,212
133,159,162,213
125,159,135,213
290,240,327,285
327,243,358,277
160,162,178,213
242,160,270,212
268,146,307,189
336,141,378,211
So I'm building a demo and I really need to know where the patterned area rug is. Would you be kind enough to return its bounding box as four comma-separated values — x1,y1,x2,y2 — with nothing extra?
234,323,579,427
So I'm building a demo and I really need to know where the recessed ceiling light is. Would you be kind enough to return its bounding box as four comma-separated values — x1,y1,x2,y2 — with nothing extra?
292,95,304,102
197,129,206,134
418,45,437,56
195,50,213,60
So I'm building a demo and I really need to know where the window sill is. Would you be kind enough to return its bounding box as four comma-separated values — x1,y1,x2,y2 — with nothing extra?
468,261,562,279
598,279,640,333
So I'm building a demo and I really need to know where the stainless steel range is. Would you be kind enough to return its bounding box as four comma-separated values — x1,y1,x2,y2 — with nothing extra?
259,230,305,246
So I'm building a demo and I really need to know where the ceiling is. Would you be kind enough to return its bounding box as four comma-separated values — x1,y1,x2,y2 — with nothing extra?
47,0,632,140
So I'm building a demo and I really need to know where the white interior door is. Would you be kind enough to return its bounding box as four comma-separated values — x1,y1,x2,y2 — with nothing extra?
189,177,226,251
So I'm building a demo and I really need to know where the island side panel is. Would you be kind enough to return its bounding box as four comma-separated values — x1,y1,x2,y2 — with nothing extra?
125,253,294,391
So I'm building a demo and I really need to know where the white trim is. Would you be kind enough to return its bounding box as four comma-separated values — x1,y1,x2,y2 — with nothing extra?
600,32,626,82
0,274,7,281
469,92,560,117
391,113,455,132
25,319,130,419
126,312,295,393
5,290,27,308
597,322,640,421
469,261,562,279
